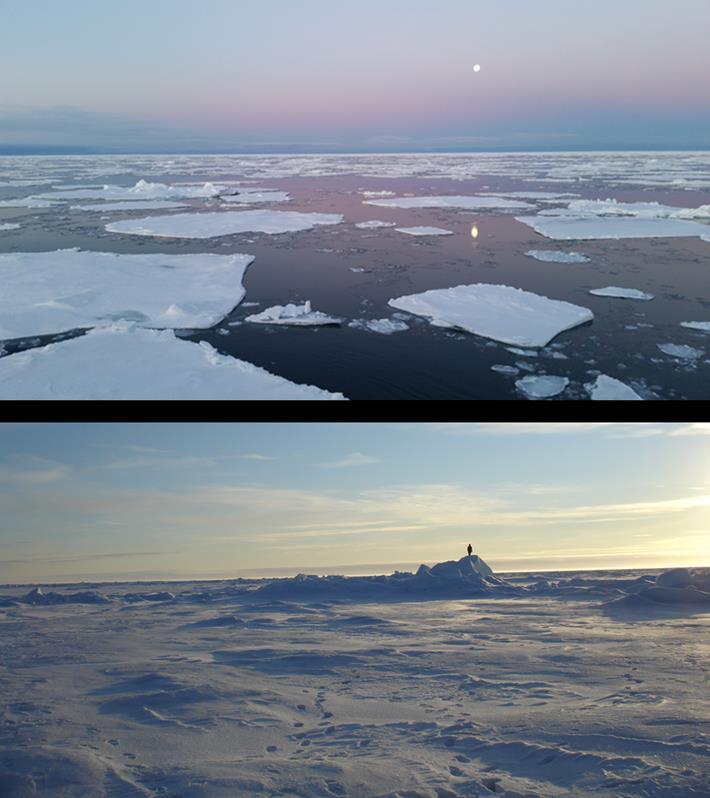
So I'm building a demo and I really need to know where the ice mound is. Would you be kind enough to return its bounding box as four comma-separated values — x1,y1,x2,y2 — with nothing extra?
681,321,710,333
611,568,710,607
245,301,342,327
516,375,569,399
364,195,534,211
21,586,110,605
525,250,590,264
389,284,594,348
0,250,255,339
348,318,410,335
590,287,655,301
516,215,710,240
220,190,290,204
0,324,347,401
106,210,343,239
0,222,20,231
355,220,396,229
396,226,453,236
586,375,643,401
657,343,703,361
71,201,188,211
38,179,226,201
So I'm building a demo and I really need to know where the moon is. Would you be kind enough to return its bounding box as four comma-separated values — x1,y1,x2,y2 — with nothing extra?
473,64,481,72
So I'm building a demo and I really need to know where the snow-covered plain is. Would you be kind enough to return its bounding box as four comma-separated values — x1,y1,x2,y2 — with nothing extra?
1,556,708,797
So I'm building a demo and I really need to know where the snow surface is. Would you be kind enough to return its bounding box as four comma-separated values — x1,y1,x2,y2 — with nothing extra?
354,220,396,229
389,284,594,348
396,226,454,236
0,324,346,400
0,222,20,231
516,214,710,240
0,250,255,339
2,558,707,798
657,343,704,361
589,287,655,301
525,250,590,263
245,302,342,327
586,375,643,401
365,195,534,210
516,375,570,399
106,210,343,239
681,321,710,333
348,318,410,335
71,200,188,211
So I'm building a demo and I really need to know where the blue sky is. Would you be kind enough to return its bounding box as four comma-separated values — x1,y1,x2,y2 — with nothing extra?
1,1,709,152
1,422,709,583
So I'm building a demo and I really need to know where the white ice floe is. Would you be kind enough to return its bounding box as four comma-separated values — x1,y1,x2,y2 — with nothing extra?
482,191,580,200
0,197,62,208
516,375,570,399
586,375,643,401
37,180,227,201
348,318,410,335
360,190,396,197
365,195,534,211
389,284,594,348
543,198,710,221
681,321,710,332
245,302,342,327
0,249,255,339
491,364,520,376
516,215,710,240
355,220,397,229
0,325,346,400
396,226,454,237
0,222,20,231
702,235,710,243
106,210,343,239
525,250,590,263
589,287,655,301
71,201,188,211
220,190,291,204
657,343,704,360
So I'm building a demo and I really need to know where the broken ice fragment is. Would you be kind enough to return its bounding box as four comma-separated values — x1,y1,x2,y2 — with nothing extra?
525,250,590,263
348,319,410,335
589,287,655,301
355,220,396,229
586,375,643,401
516,375,570,399
245,302,342,327
396,227,454,237
657,343,704,360
680,321,710,333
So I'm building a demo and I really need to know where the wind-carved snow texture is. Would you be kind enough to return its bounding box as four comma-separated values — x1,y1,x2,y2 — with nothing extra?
106,210,344,239
1,558,709,798
245,302,342,327
0,324,346,400
586,375,643,401
589,287,655,301
389,284,594,348
525,250,590,264
364,195,534,211
0,250,255,339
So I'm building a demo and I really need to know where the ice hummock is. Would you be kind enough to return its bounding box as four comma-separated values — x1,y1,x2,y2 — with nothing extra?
389,284,594,348
106,210,344,239
586,375,643,401
245,302,342,327
525,250,590,264
0,324,346,400
396,226,454,236
657,343,704,361
0,250,255,339
589,287,655,301
364,195,534,211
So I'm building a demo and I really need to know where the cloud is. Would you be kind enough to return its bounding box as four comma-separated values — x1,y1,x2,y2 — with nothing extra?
0,456,70,484
320,453,379,469
668,423,710,437
102,455,219,470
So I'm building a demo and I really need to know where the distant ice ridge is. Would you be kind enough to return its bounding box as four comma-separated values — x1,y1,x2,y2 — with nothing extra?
364,195,534,211
71,201,188,211
106,210,344,239
590,287,655,301
0,250,255,339
0,222,20,231
245,302,342,326
389,284,594,348
525,250,590,264
396,226,453,236
0,325,347,400
586,375,643,401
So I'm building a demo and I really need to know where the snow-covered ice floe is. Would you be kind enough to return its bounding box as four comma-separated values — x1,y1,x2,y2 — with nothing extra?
106,210,343,239
525,250,590,263
389,284,594,348
589,287,655,301
681,321,710,333
220,190,291,204
396,226,453,236
348,318,410,335
0,250,255,339
355,220,396,229
516,214,710,240
360,190,396,197
586,375,643,401
37,179,228,201
0,222,20,231
516,375,569,399
482,191,580,200
657,343,704,361
245,302,342,327
365,195,534,211
0,324,346,400
71,201,188,211
0,197,62,208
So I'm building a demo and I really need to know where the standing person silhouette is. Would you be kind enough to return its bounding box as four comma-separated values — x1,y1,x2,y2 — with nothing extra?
467,544,473,557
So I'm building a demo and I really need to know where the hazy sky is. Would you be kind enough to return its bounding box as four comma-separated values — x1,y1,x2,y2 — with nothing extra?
1,1,709,152
1,422,709,584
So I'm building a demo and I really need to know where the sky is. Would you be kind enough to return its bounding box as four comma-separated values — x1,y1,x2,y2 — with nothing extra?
1,422,709,584
1,1,709,152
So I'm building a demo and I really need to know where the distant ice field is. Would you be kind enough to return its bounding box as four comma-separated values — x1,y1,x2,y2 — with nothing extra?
1,152,709,400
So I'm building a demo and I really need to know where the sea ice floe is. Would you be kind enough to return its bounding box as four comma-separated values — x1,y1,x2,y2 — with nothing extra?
245,302,342,327
37,180,227,201
365,195,534,211
589,287,655,301
105,210,343,239
681,321,710,333
586,375,643,401
388,284,594,348
525,250,590,263
516,375,569,399
657,343,704,361
0,250,255,339
71,201,188,211
396,226,454,236
360,190,396,197
482,191,580,200
348,318,410,335
491,364,520,376
220,190,291,204
0,325,346,400
355,220,397,229
516,215,710,240
542,198,710,220
0,223,20,231
0,197,62,208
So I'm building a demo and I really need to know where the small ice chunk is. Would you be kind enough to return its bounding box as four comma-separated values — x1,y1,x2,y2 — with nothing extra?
516,375,570,399
681,321,710,333
389,284,594,348
657,343,704,360
0,223,20,231
106,210,343,239
360,191,396,197
71,201,188,211
491,364,519,376
586,375,643,401
590,287,655,301
0,325,346,401
525,250,590,263
349,267,367,274
396,226,454,236
220,190,290,204
245,302,342,327
348,318,409,335
365,195,534,210
506,347,539,357
355,220,396,229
